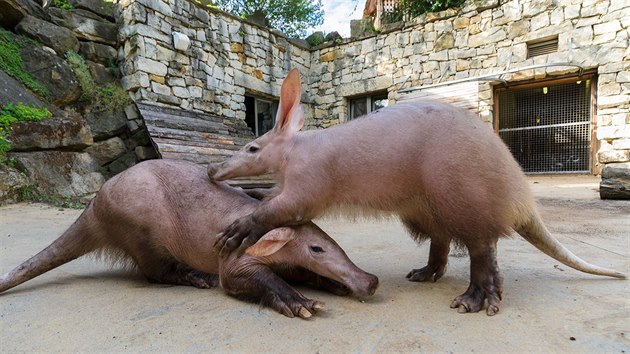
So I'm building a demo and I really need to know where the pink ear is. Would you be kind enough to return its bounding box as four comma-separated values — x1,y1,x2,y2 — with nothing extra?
274,68,304,133
245,227,295,257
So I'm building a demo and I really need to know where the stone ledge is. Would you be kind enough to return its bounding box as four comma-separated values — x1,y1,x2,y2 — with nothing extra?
600,162,630,199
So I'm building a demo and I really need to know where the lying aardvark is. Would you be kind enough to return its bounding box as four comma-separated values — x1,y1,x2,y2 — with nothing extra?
0,159,378,318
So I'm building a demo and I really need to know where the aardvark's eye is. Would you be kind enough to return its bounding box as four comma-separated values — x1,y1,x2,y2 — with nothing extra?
310,246,324,253
247,145,259,153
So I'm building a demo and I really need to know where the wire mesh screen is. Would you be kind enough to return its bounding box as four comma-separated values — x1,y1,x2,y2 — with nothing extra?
497,80,592,173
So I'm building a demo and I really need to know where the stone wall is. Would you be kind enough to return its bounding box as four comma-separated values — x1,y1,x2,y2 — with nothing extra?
117,0,629,175
309,0,630,171
116,0,312,121
0,0,157,203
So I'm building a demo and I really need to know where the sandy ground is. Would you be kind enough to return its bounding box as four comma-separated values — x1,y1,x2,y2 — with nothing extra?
0,175,628,353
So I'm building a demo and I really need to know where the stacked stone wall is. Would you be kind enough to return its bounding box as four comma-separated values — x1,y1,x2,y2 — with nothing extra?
116,0,311,122
116,0,629,175
309,0,629,171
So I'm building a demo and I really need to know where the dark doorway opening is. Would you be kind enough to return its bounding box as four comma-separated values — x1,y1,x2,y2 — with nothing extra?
495,77,594,174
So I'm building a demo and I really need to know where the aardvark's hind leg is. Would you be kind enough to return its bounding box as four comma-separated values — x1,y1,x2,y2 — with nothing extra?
450,239,503,316
145,261,219,289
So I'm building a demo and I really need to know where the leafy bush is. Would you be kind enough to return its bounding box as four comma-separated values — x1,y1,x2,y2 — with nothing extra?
0,103,52,163
65,51,131,112
381,0,466,24
52,0,74,9
0,28,50,97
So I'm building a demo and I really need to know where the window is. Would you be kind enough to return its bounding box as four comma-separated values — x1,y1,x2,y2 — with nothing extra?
245,96,278,136
526,36,558,59
348,93,389,120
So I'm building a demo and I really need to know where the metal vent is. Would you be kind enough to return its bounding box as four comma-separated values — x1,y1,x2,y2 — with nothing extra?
527,37,558,58
497,79,592,174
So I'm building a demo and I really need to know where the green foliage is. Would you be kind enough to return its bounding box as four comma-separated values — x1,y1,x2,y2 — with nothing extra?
215,0,324,38
65,51,131,112
52,0,74,9
306,35,325,47
0,28,50,97
381,0,466,23
191,0,219,9
0,103,52,163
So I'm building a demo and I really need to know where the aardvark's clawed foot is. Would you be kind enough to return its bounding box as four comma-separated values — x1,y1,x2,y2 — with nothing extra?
406,263,447,282
450,280,502,316
266,292,326,319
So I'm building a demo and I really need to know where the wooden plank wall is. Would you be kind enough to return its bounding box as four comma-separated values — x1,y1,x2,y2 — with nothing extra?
137,102,274,187
398,81,480,113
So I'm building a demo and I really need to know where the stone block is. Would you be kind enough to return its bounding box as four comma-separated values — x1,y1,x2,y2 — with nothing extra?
320,50,339,62
453,17,470,30
9,151,105,196
85,109,128,141
581,1,609,17
613,138,630,150
15,15,79,56
531,11,549,31
121,72,150,90
9,118,92,151
151,81,171,95
0,164,32,205
173,31,191,51
85,137,126,166
19,45,81,106
80,42,117,66
600,162,630,199
49,8,117,46
135,0,172,17
70,0,115,21
172,86,191,98
594,20,622,35
618,71,630,82
434,33,454,51
136,57,168,76
598,149,630,163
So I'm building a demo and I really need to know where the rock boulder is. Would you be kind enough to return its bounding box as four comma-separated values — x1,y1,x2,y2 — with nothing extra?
19,45,82,106
9,151,105,197
48,8,118,46
0,163,32,205
69,0,115,21
600,162,630,200
15,15,80,55
0,0,48,29
8,118,93,151
84,108,128,141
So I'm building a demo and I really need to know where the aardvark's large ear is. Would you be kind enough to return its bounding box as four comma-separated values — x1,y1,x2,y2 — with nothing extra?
274,68,304,134
245,227,295,257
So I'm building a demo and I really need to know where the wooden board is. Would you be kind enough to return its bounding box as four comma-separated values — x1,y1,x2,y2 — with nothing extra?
137,102,275,188
398,81,480,113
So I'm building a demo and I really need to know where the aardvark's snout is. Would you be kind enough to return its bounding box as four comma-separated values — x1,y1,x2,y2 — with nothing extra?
353,272,379,299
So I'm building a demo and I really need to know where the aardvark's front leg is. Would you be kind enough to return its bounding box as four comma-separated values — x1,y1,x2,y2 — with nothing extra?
214,194,304,255
222,264,325,318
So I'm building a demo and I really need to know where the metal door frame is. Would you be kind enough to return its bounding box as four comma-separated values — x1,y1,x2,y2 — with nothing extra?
493,74,598,174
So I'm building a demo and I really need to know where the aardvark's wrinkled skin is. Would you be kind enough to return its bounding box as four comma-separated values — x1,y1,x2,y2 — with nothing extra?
209,69,626,316
0,159,378,318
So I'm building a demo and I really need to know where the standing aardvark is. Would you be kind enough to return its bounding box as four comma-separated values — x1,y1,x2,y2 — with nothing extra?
208,69,626,316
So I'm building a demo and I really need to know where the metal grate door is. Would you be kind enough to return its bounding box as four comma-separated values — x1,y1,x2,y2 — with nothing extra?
497,79,592,173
